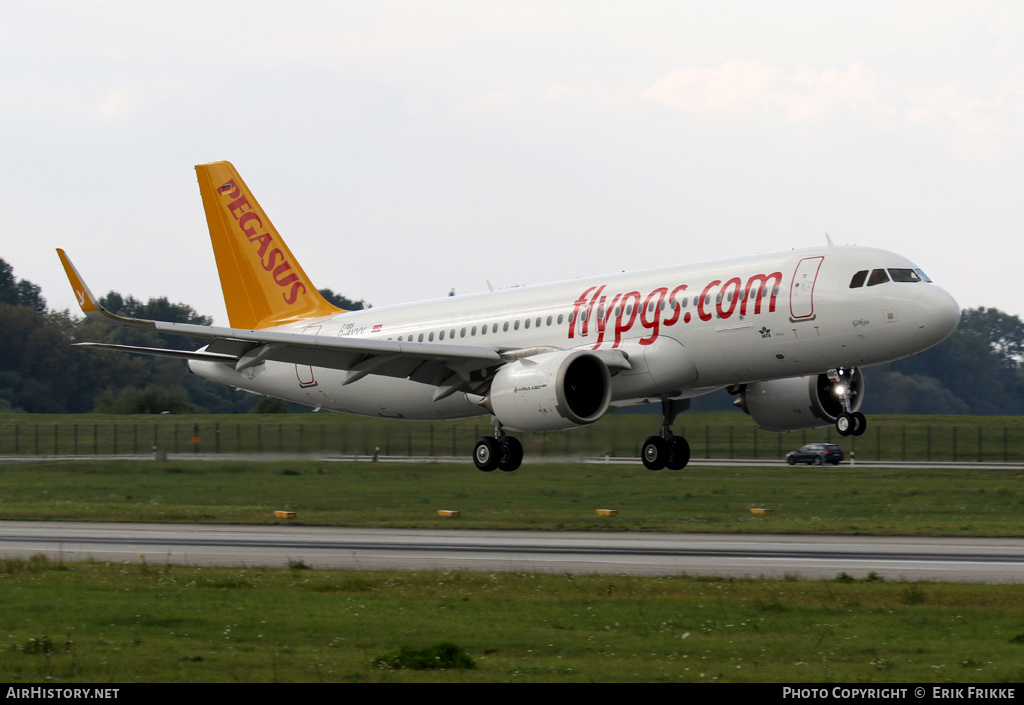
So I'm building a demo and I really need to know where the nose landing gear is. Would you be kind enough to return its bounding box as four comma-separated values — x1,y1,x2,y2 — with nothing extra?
831,368,866,437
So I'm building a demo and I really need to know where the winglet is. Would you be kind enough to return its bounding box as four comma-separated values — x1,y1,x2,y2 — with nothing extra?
55,249,156,330
56,248,101,315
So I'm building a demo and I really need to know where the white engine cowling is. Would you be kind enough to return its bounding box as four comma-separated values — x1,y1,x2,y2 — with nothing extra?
734,370,865,432
486,350,612,433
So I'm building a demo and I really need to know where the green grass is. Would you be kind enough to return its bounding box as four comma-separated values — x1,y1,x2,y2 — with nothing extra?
1,556,1023,683
2,412,1024,463
1,458,1023,535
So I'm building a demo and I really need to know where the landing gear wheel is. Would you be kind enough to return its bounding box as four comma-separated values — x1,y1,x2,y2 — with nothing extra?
498,437,523,472
641,436,669,470
474,437,500,472
851,412,867,437
836,412,854,437
666,436,691,470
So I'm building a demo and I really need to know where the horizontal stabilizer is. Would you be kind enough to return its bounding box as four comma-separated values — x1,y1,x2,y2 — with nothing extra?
74,342,238,363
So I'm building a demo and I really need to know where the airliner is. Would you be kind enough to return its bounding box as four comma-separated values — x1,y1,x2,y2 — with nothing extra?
58,161,961,471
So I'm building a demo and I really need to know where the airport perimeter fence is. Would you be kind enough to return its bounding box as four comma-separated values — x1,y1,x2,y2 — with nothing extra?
0,415,1022,463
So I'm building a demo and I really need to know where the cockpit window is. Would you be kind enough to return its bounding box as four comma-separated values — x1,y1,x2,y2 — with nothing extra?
849,270,868,288
866,269,890,286
915,268,932,283
888,268,923,283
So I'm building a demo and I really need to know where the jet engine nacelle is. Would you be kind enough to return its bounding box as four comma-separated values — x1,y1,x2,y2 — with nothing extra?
734,370,865,432
486,350,612,433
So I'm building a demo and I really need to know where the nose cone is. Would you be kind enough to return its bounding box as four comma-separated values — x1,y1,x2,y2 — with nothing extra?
914,286,961,347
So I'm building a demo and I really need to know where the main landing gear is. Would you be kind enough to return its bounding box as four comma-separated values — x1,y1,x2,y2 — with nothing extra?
473,420,523,472
640,399,691,470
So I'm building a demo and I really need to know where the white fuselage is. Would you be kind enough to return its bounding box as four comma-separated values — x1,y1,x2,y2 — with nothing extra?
189,245,960,419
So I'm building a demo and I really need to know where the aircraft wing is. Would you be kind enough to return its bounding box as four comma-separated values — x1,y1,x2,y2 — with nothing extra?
57,250,629,401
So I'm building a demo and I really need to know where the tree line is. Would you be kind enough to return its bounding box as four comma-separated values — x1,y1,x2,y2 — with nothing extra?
1,256,1021,415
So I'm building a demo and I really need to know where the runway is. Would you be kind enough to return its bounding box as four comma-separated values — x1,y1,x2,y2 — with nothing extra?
1,521,1022,583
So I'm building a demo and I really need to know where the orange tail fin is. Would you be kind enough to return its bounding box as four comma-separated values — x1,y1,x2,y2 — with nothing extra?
195,161,342,329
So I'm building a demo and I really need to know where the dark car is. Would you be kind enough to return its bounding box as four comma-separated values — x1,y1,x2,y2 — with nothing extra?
786,443,844,465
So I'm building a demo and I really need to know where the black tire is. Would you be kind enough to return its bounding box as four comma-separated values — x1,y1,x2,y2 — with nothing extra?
498,437,524,472
787,456,796,465
836,412,854,437
851,412,867,437
473,437,500,472
641,436,668,470
666,436,690,470
814,455,823,466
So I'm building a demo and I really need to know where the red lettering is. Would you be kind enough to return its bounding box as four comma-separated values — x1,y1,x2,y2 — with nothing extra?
567,271,781,347
272,263,298,287
663,284,688,326
716,277,742,319
238,212,262,239
639,288,667,345
591,293,621,349
741,272,782,315
262,247,284,272
249,232,272,260
698,280,720,322
581,285,605,338
228,196,251,219
614,292,640,348
284,281,306,304
569,286,597,339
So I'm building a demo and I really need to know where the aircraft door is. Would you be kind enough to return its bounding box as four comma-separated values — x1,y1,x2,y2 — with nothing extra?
295,324,321,387
790,256,824,321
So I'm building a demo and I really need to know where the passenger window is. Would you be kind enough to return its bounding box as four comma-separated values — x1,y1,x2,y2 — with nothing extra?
557,314,564,325
849,270,868,288
867,269,890,286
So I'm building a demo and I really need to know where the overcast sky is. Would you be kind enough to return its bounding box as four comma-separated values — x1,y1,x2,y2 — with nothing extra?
4,1,1022,324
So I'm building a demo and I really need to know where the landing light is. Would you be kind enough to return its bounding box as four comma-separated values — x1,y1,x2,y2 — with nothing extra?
834,384,846,396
